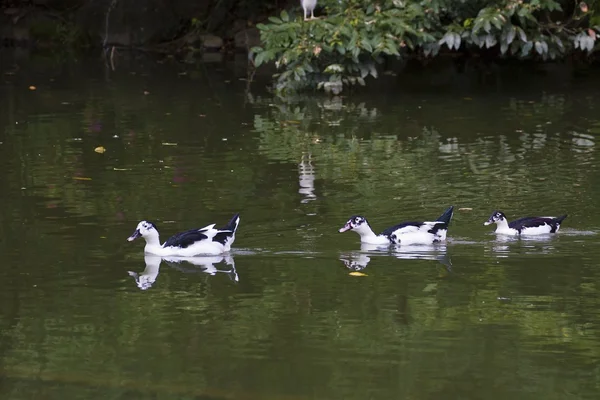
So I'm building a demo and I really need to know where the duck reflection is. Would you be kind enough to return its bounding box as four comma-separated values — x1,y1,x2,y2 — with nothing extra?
128,254,238,290
299,152,316,203
340,243,452,271
163,255,239,282
488,234,558,257
128,255,162,290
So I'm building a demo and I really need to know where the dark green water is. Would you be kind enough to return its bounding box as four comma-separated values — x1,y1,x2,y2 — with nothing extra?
1,53,600,400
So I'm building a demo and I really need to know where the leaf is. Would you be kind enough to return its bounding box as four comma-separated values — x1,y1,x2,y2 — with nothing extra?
254,51,267,67
439,32,453,49
585,36,595,51
453,33,462,50
491,16,503,30
268,16,282,24
517,27,527,42
485,34,497,48
73,177,92,181
500,41,508,54
94,146,106,153
349,272,368,277
361,38,373,52
521,41,533,57
534,41,543,55
324,64,343,73
554,36,564,51
357,77,366,86
506,26,516,44
483,20,491,33
368,63,378,78
359,64,368,78
280,10,289,22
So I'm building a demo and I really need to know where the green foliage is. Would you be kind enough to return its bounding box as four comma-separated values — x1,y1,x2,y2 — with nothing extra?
252,0,600,93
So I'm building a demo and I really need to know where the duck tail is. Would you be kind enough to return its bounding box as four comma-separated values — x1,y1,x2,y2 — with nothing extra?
436,206,454,225
555,214,568,224
224,213,241,233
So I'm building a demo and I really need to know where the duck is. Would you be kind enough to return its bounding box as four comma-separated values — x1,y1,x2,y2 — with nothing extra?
484,211,567,235
339,206,454,245
127,213,240,256
301,0,317,20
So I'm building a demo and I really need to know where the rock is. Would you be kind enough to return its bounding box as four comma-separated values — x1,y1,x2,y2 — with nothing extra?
234,27,261,50
200,34,223,50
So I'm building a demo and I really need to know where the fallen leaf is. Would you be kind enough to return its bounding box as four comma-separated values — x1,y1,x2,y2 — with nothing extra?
94,146,106,153
73,177,92,181
113,168,130,171
349,271,368,277
459,207,473,211
162,142,178,146
143,90,150,95
29,85,36,90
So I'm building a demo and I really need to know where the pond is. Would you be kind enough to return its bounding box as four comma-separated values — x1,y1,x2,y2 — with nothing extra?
1,51,600,400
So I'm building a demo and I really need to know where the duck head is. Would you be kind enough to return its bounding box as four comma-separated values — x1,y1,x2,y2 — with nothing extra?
128,221,159,242
484,211,507,226
339,215,370,234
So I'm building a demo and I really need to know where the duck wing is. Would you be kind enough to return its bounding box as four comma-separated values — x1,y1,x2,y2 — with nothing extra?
163,229,210,249
381,221,442,237
509,215,567,232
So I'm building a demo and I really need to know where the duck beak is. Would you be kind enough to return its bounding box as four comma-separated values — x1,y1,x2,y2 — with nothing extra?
127,229,141,241
483,220,492,226
339,223,352,233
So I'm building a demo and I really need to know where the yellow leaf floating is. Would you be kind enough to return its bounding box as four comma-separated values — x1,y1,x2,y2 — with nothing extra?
73,177,92,181
458,207,473,211
29,85,37,90
349,271,368,277
94,146,106,153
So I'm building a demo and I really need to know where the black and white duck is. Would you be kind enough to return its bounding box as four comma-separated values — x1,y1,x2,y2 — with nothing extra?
127,213,240,256
339,206,454,245
484,211,567,235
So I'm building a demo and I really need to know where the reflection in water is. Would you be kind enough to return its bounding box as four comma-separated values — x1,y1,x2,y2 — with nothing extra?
340,243,452,271
128,255,162,290
298,152,316,203
163,255,239,282
128,255,238,290
340,253,371,271
487,234,559,257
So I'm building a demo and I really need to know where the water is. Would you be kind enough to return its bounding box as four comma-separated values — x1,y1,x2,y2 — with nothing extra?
1,52,600,399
